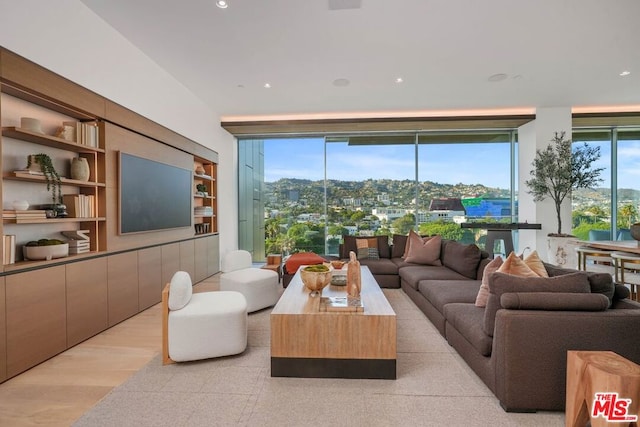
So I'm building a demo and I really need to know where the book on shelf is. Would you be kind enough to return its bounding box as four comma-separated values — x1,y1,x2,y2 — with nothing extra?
13,210,47,222
62,194,95,218
13,169,45,176
62,120,99,147
3,235,15,265
61,229,90,240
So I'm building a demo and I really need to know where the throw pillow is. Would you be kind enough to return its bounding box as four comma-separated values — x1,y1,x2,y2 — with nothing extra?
168,271,193,310
357,247,380,260
441,240,483,279
404,232,442,265
475,255,503,307
523,250,548,277
342,235,390,259
482,271,591,336
497,252,539,277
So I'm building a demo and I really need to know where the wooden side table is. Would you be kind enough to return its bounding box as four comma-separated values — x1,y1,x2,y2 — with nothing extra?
262,254,282,282
566,351,640,427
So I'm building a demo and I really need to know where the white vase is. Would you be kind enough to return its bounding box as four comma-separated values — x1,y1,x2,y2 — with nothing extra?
70,157,90,181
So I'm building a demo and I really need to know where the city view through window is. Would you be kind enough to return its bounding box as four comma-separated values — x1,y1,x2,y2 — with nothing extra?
240,129,640,260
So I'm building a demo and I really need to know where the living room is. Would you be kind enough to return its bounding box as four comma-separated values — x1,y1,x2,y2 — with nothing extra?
1,1,639,425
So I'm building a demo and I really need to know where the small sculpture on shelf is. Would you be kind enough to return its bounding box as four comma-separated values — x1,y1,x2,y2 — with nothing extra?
346,251,361,300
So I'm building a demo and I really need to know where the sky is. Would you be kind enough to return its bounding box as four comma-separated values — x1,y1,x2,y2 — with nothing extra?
262,137,640,190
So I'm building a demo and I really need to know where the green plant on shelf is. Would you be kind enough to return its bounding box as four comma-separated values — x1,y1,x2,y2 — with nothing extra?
196,183,208,195
27,153,62,205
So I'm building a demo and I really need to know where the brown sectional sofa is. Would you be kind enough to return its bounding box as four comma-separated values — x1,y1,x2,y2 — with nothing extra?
282,235,640,412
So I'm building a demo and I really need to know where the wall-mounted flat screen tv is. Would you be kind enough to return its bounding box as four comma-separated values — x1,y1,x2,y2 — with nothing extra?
119,151,192,234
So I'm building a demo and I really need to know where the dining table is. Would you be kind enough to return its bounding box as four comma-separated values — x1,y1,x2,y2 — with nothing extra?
578,240,640,255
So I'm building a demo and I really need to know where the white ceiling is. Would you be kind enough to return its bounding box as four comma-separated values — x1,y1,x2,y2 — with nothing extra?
81,0,640,121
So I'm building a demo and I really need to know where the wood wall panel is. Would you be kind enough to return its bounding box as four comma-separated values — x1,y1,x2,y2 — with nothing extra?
138,246,162,310
194,237,208,283
5,266,66,378
161,243,181,287
104,122,194,252
66,258,108,347
0,277,6,382
179,240,195,282
207,234,220,277
107,253,139,326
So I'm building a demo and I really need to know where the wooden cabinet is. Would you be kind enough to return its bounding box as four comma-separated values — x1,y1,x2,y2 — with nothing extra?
161,242,181,286
193,157,217,235
194,236,209,283
208,234,220,276
0,277,6,382
107,252,139,326
138,246,162,310
179,239,195,280
66,257,108,347
5,266,67,378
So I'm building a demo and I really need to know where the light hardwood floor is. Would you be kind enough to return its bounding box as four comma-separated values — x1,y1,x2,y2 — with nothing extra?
0,275,220,427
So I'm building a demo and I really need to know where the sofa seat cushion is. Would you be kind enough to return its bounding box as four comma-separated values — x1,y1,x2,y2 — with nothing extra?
400,265,470,290
444,303,492,356
355,258,398,275
418,280,481,314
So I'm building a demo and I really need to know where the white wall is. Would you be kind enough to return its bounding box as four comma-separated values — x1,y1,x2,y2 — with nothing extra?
0,0,238,256
517,107,572,261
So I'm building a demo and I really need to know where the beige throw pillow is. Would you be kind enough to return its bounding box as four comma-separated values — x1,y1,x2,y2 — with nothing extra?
475,256,503,307
404,231,442,265
497,252,540,277
523,250,548,277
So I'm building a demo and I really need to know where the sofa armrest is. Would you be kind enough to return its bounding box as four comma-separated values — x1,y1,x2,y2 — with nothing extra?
492,308,640,412
500,292,609,311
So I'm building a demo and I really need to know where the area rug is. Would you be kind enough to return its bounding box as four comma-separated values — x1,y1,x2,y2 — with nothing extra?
73,289,564,426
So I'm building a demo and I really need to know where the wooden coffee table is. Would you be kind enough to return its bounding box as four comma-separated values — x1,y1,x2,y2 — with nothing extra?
270,266,396,379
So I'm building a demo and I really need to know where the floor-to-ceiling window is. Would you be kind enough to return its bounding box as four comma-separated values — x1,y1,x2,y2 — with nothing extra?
616,129,640,239
239,130,517,260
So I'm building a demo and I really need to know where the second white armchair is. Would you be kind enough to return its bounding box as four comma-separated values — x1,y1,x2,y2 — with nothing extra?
220,250,280,312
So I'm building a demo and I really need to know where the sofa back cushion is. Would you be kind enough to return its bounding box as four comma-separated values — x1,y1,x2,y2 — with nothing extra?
482,271,591,336
341,235,390,259
441,240,483,279
391,234,408,258
543,262,615,305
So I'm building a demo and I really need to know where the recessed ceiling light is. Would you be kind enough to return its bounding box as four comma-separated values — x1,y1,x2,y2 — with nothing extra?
264,83,271,89
395,77,404,83
620,70,631,77
488,73,508,82
333,78,350,87
216,1,228,9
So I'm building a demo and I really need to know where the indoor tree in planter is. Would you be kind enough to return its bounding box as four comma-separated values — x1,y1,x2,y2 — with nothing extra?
525,131,603,264
27,153,62,205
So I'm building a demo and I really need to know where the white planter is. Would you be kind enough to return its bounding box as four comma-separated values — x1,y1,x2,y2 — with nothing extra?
23,243,69,261
546,236,581,268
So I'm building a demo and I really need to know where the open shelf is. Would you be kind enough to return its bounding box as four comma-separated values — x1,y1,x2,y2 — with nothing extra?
4,172,106,188
2,127,105,153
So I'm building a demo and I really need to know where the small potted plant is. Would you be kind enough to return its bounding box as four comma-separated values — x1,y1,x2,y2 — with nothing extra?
27,153,62,205
23,238,69,260
196,183,208,196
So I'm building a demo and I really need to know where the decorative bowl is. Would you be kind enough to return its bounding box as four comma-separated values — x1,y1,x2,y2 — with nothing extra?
630,223,640,241
300,265,332,296
330,260,345,269
23,243,69,261
12,200,29,211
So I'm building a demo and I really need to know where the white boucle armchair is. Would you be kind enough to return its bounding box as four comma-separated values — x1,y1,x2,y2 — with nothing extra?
220,250,280,312
162,271,247,365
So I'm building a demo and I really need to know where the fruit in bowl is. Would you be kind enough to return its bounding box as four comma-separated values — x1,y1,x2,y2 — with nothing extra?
23,239,69,261
300,264,332,296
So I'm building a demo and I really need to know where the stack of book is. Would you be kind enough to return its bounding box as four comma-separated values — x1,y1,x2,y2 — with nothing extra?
62,121,100,147
194,206,214,217
3,235,15,265
62,194,95,218
3,209,48,223
62,230,90,255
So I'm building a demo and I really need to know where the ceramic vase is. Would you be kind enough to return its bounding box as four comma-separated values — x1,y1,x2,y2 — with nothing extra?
70,157,90,181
